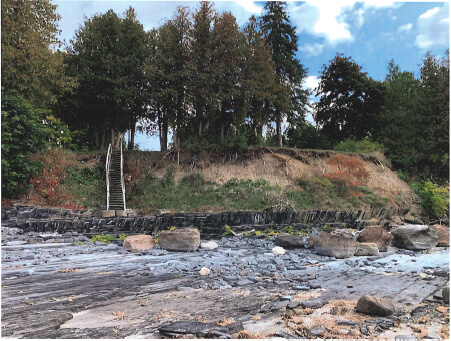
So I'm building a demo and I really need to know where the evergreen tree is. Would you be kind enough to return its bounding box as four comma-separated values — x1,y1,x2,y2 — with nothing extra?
1,0,70,107
260,1,308,147
210,12,246,139
315,54,384,144
242,16,277,144
419,52,449,179
62,8,149,150
189,1,216,137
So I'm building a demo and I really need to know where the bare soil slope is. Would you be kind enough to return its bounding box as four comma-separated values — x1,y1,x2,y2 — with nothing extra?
125,148,419,211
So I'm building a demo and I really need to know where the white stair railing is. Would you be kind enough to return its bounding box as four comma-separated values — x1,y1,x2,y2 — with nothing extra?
120,137,126,210
105,143,112,210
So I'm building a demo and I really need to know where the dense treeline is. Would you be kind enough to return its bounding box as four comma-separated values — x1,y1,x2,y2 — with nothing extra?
1,0,449,201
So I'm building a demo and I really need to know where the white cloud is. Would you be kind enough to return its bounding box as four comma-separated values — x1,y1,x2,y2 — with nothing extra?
299,43,324,57
397,23,413,34
419,7,440,20
415,3,449,49
289,1,399,45
234,1,262,15
303,76,320,92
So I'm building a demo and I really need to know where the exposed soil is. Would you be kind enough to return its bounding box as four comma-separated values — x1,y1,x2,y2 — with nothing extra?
125,148,419,212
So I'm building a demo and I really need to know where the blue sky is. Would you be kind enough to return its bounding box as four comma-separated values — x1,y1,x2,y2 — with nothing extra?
54,1,449,150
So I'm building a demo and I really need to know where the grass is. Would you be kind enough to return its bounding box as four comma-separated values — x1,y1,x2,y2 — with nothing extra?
126,172,391,214
21,148,393,213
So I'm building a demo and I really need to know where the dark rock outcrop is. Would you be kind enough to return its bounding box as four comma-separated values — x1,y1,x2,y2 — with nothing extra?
391,225,438,250
158,228,200,252
311,232,359,259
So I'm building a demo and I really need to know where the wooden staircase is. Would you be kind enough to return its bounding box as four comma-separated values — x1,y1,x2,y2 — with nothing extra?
106,140,126,211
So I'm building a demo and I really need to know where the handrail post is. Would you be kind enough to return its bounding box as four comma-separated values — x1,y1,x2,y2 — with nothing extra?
120,137,126,211
106,143,112,211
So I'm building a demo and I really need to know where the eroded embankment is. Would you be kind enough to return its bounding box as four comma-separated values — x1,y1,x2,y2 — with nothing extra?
124,148,420,213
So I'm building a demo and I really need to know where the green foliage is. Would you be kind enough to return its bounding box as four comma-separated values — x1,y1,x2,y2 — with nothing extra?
71,241,85,246
1,0,71,107
222,225,234,237
412,181,449,220
63,7,150,149
260,1,308,147
377,54,449,181
62,166,105,208
315,54,385,144
1,92,50,198
90,234,119,245
334,137,385,154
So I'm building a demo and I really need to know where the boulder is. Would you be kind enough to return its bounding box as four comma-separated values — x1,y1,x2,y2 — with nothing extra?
272,246,286,255
391,225,438,250
311,232,359,259
355,243,379,256
429,225,449,247
443,286,449,305
123,234,155,253
357,226,394,252
275,234,307,248
201,241,219,250
158,228,200,252
356,295,395,316
199,267,210,276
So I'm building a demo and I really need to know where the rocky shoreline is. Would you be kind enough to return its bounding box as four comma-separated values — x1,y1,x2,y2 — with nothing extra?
1,207,449,339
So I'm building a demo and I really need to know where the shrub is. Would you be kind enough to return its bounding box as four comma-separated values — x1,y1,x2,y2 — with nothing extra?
327,154,370,180
412,181,449,220
334,137,385,154
1,92,49,197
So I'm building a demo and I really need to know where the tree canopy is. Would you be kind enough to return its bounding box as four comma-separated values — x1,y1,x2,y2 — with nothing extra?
1,0,70,107
314,54,385,144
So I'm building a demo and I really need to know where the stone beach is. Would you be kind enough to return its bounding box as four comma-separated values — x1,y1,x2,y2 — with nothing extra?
1,207,449,338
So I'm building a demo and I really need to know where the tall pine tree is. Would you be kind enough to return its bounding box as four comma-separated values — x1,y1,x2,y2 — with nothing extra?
260,1,308,147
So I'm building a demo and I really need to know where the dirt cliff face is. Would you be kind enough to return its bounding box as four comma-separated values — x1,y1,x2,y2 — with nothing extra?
125,148,420,212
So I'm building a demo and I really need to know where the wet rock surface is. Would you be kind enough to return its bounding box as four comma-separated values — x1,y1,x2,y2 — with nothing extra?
1,213,449,339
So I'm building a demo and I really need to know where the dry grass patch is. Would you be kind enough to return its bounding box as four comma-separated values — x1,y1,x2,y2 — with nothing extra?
237,330,262,339
217,317,235,326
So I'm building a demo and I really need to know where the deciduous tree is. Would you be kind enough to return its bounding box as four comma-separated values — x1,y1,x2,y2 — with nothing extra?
315,54,384,144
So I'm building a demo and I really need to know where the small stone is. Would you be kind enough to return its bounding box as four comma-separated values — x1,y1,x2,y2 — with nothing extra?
272,246,286,255
336,320,359,326
199,267,211,276
300,299,328,309
356,295,395,316
395,335,417,340
6,241,27,246
443,286,449,304
280,296,293,301
308,326,324,336
236,278,254,286
287,301,301,309
201,241,219,250
293,286,310,291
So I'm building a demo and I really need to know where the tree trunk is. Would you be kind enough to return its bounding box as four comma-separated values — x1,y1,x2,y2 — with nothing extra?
111,128,115,148
276,114,282,147
198,121,202,136
101,129,106,150
128,122,136,150
94,130,100,150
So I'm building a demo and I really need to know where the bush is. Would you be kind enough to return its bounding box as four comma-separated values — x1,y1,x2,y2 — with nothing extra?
1,92,49,197
412,181,449,220
334,137,385,154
